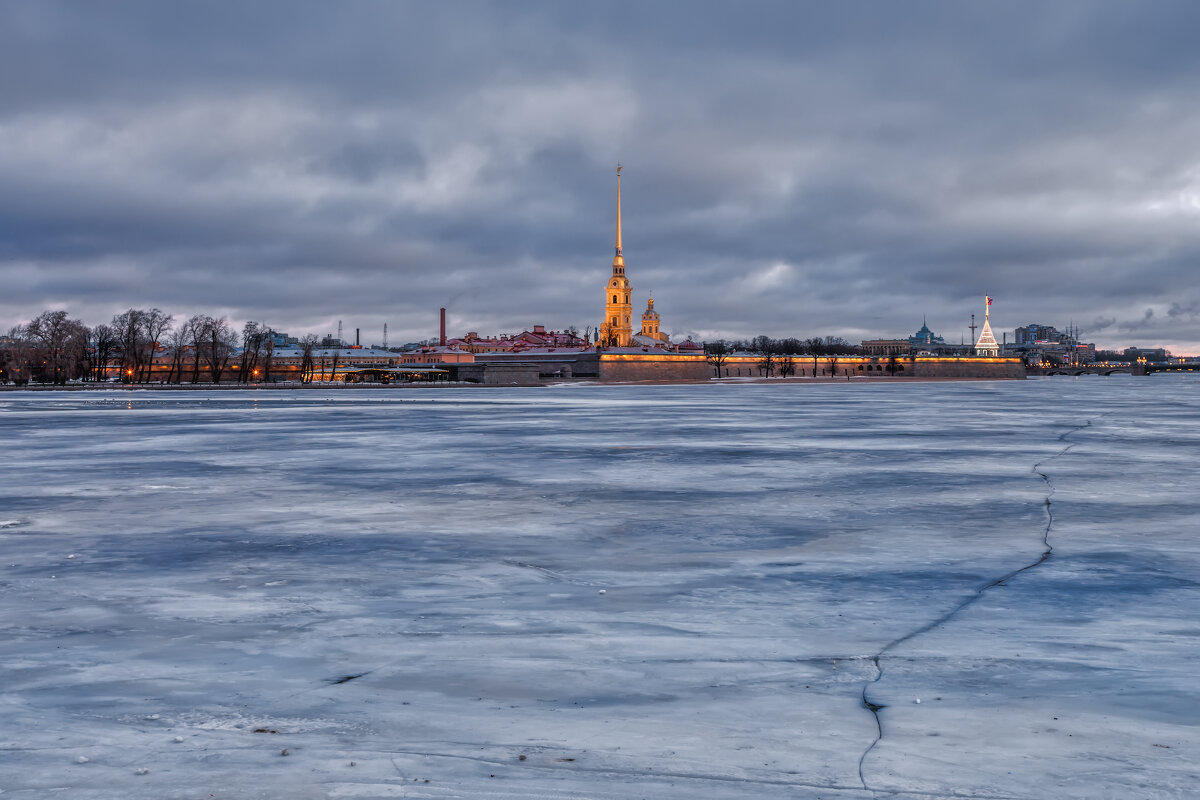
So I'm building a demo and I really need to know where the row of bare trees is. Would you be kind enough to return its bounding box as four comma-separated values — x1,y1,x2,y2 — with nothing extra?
2,308,278,385
703,335,860,378
0,311,93,385
730,335,859,356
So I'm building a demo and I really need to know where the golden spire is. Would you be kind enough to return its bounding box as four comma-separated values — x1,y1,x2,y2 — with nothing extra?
613,163,624,271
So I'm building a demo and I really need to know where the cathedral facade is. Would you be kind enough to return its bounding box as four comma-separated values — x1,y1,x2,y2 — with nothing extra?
599,166,671,349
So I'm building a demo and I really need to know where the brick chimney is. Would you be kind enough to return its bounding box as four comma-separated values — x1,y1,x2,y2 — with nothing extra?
440,308,446,346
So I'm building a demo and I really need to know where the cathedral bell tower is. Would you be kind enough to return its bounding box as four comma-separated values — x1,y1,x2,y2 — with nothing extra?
598,164,633,348
641,296,663,341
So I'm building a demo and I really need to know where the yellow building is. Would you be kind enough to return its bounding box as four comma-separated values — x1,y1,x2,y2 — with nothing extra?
637,296,668,344
598,165,634,347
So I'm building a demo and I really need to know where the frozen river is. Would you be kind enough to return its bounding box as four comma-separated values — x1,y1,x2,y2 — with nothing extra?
1,377,1198,799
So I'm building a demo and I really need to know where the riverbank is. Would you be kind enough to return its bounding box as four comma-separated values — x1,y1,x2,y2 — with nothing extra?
0,373,1034,391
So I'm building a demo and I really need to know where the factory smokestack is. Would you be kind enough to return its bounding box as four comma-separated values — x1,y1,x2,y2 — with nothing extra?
440,308,446,346
355,328,360,347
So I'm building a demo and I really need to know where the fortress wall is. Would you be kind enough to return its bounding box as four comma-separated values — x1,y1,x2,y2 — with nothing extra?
465,353,1025,383
716,355,1025,380
597,353,712,382
907,357,1025,379
453,363,543,385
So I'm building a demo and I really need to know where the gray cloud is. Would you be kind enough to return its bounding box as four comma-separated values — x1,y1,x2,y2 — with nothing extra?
3,1,1200,351
1168,300,1199,318
1120,309,1157,331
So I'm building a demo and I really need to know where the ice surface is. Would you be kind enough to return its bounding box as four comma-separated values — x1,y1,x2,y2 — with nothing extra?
1,378,1198,798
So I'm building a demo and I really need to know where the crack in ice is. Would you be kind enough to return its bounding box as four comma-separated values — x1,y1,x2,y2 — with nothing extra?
375,745,1024,798
857,417,1098,792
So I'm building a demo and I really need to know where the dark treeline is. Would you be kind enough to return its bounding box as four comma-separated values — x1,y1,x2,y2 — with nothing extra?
1,308,280,385
703,335,860,356
701,335,861,378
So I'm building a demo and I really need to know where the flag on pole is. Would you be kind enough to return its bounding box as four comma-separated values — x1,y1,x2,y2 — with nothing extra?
986,296,993,306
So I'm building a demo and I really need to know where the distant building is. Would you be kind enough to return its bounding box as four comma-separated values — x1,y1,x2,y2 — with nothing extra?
1014,323,1067,345
267,331,298,348
445,325,588,354
862,319,951,355
1123,346,1170,362
271,346,420,379
1008,320,1100,365
908,319,946,348
861,339,910,355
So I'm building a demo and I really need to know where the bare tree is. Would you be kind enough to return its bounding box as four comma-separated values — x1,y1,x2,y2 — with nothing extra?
239,321,263,383
299,335,318,383
753,336,775,377
261,334,275,382
187,314,208,383
139,309,173,383
704,340,730,377
778,355,796,378
328,344,341,382
824,336,859,355
164,320,192,384
238,322,274,382
196,316,237,384
112,309,146,383
27,310,89,384
90,324,119,382
1,325,34,385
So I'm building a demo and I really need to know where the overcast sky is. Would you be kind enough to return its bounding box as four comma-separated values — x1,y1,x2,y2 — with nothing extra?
3,1,1200,351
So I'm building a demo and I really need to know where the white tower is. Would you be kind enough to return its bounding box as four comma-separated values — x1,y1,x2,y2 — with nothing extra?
974,296,1000,356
